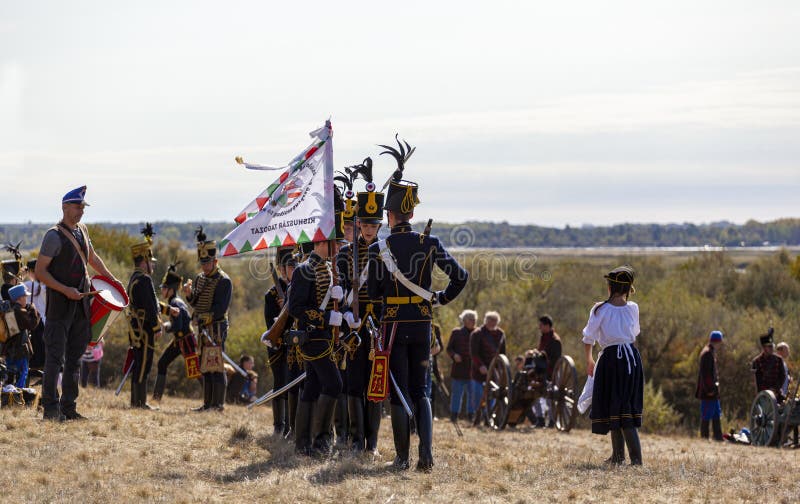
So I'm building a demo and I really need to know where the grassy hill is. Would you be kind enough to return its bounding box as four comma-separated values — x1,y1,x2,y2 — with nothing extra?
0,388,797,503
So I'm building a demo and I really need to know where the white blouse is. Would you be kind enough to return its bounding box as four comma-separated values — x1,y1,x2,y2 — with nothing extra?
582,301,640,348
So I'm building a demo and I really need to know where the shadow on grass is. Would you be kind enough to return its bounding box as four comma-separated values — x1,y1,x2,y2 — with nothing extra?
215,435,398,485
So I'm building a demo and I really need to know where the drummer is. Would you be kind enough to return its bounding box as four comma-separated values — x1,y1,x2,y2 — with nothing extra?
35,185,123,422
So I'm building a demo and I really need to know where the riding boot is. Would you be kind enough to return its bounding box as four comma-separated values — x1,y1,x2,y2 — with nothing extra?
139,381,157,410
130,379,139,408
193,375,212,411
211,377,225,411
700,420,710,440
335,393,349,448
622,428,642,466
605,429,625,465
389,404,410,470
152,374,167,402
366,400,382,454
347,395,365,452
272,397,286,437
312,394,339,457
415,397,434,472
285,392,298,439
711,418,723,442
294,400,313,455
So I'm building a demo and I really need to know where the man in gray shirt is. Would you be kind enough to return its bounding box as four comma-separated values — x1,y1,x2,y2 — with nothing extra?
35,186,122,421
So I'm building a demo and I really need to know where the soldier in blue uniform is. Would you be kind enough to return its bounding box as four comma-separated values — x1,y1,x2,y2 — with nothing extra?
126,224,162,409
288,197,359,456
263,246,296,437
337,167,386,454
184,227,233,411
367,137,469,471
151,262,194,402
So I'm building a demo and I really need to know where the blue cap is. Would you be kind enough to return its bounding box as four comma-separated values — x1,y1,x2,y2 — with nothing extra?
709,330,724,342
62,185,90,206
8,284,30,302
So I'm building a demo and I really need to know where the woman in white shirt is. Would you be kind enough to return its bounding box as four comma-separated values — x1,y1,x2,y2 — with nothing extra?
582,265,643,465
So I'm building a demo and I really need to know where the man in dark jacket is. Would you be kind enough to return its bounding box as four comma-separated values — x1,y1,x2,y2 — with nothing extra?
470,311,505,418
446,309,477,422
696,330,724,441
751,328,786,400
537,315,562,428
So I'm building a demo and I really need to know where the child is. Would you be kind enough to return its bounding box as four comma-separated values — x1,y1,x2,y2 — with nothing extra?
582,265,644,465
3,284,39,388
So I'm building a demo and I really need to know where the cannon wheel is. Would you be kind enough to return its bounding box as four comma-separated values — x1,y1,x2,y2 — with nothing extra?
477,354,512,430
551,355,579,432
750,390,779,447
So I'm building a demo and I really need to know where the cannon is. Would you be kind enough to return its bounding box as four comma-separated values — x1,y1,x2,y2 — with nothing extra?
749,379,800,448
474,351,579,432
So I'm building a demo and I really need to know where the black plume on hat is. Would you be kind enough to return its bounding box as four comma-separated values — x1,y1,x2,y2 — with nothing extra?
141,222,156,241
346,157,374,185
4,242,22,261
379,134,415,183
195,226,207,244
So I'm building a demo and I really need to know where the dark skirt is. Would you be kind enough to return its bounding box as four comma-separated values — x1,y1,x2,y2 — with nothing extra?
590,343,644,435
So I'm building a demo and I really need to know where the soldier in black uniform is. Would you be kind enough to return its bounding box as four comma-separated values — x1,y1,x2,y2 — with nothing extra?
184,227,233,411
288,199,358,456
151,262,194,402
263,246,296,437
367,137,468,471
337,171,385,453
125,224,161,409
284,241,314,439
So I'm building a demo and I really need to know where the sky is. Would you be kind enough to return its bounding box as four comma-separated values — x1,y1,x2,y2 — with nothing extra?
1,1,798,227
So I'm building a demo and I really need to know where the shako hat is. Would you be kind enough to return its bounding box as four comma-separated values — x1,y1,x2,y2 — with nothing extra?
195,226,217,263
131,223,157,264
760,327,774,346
348,157,384,224
2,242,23,281
334,171,357,223
380,135,419,214
276,246,297,268
160,261,183,289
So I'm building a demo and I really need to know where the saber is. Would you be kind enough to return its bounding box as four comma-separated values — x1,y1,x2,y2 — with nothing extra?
390,370,413,418
115,365,133,396
248,372,306,409
222,351,248,377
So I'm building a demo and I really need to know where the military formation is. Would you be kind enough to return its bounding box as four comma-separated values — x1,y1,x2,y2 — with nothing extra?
3,136,796,476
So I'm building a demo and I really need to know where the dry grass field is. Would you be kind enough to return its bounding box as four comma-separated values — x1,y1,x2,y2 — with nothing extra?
1,388,798,503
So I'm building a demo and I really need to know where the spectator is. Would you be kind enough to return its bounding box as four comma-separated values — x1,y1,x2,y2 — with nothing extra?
447,309,476,422
3,284,38,388
23,260,47,371
470,311,506,418
537,315,562,428
80,341,103,388
227,355,258,404
776,342,791,397
695,330,724,441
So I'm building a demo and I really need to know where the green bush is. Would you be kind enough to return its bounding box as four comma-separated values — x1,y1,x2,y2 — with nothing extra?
641,381,681,434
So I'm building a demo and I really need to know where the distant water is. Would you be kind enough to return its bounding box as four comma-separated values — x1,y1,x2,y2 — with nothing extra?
450,245,800,255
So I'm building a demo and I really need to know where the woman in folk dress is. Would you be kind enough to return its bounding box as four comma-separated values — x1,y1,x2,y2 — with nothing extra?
583,266,644,465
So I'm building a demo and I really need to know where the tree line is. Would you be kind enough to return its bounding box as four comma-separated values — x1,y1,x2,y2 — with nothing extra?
2,218,800,251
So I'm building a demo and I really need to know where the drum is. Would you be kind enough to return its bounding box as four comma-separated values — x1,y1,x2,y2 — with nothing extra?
89,275,129,347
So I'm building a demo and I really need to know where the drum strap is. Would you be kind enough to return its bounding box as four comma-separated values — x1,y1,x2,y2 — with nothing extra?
55,222,91,292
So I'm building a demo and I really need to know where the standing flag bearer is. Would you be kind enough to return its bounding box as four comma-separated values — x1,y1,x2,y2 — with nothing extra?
288,191,359,457
367,136,469,472
126,223,161,410
337,158,386,454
